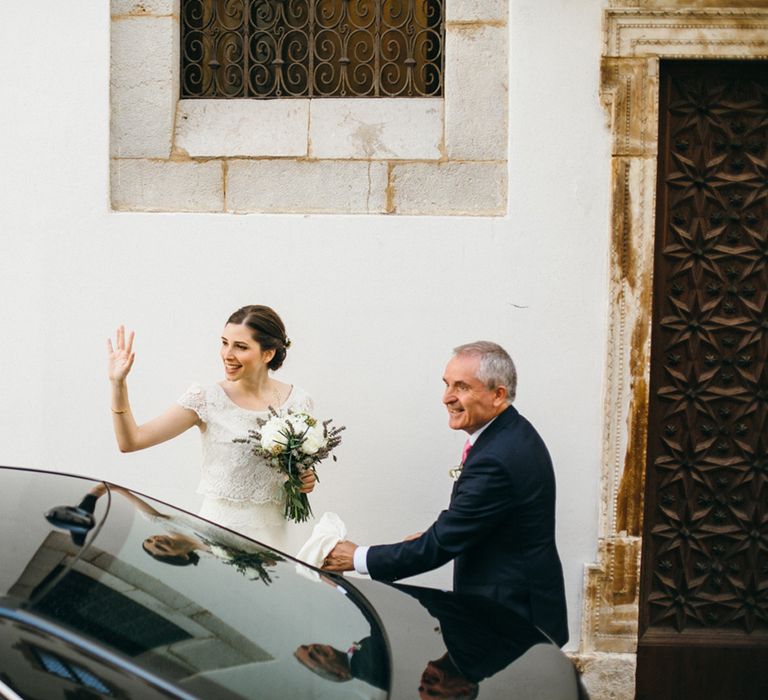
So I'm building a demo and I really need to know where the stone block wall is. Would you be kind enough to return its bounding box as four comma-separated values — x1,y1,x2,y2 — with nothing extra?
110,0,509,215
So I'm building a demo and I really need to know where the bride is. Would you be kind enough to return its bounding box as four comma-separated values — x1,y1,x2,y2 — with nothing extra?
107,304,316,553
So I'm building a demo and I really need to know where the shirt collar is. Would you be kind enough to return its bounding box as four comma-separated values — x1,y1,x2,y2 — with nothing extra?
467,413,500,445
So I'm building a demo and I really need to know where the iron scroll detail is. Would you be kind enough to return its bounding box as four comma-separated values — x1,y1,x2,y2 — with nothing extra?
181,0,444,98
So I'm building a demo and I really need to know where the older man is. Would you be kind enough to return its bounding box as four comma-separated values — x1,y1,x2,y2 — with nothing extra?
324,341,568,647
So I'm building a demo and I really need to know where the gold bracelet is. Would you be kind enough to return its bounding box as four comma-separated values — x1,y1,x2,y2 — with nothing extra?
111,407,128,414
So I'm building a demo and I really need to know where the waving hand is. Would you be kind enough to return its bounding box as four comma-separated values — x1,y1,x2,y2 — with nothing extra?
108,326,135,382
107,325,198,452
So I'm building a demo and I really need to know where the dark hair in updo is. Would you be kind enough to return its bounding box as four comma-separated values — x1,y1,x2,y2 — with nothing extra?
141,541,200,567
227,305,290,371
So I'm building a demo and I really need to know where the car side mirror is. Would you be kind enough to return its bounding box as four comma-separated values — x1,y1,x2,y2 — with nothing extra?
44,505,96,547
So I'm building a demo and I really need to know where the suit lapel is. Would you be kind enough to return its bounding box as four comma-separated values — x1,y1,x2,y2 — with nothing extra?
464,405,518,464
449,406,518,501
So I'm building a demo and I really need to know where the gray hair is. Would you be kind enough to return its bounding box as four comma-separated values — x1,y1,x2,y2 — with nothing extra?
453,341,517,403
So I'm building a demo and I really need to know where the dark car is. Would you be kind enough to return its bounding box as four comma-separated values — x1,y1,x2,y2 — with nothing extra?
0,466,586,699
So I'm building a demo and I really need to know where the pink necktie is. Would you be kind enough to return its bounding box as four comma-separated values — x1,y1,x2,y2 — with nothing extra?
461,439,472,465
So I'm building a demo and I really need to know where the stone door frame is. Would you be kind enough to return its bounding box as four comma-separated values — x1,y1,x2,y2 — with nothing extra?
583,3,768,655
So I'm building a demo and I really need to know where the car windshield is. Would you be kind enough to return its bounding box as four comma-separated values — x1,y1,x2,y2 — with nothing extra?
0,470,388,699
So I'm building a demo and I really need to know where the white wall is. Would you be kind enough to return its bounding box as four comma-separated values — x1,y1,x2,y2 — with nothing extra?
0,0,610,650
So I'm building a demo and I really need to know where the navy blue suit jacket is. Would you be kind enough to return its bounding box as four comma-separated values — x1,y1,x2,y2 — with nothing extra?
366,405,569,647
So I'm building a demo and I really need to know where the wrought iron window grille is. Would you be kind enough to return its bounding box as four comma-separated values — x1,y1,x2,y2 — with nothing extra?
181,0,444,98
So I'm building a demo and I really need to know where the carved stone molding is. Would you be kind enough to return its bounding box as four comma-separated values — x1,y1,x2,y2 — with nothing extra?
600,58,658,157
584,2,768,656
584,538,643,652
604,7,768,58
584,155,656,653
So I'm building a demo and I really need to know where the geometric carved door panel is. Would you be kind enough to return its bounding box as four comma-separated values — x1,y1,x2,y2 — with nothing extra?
637,60,768,700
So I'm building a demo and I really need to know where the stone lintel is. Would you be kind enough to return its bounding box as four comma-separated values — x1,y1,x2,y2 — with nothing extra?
604,7,768,58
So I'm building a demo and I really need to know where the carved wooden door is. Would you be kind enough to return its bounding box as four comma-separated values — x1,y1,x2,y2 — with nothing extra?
637,60,768,700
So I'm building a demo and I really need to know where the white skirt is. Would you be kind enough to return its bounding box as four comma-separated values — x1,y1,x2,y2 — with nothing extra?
198,496,314,558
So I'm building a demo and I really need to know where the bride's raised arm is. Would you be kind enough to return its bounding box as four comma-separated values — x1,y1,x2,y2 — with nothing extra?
108,325,199,453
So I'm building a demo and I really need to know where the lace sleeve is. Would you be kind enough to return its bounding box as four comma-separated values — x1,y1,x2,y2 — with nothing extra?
297,390,314,414
177,383,208,423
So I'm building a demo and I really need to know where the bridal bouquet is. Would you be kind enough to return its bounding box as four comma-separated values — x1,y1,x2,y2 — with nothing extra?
237,408,345,523
208,541,283,585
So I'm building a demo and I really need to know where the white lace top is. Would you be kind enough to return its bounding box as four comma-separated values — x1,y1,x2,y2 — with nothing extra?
177,383,313,504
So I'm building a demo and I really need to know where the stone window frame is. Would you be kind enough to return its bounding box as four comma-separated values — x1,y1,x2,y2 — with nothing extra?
582,2,768,660
110,0,508,215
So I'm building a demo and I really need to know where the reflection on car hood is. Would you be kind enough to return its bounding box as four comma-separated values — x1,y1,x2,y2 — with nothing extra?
351,578,584,699
0,466,584,699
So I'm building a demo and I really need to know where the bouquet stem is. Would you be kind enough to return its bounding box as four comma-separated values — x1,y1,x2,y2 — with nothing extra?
283,469,314,523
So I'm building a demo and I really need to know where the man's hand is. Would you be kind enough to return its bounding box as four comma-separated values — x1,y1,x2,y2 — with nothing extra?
322,540,358,572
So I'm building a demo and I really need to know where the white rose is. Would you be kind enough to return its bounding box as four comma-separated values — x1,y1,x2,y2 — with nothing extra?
301,424,327,455
260,417,287,452
209,544,228,561
286,413,308,434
